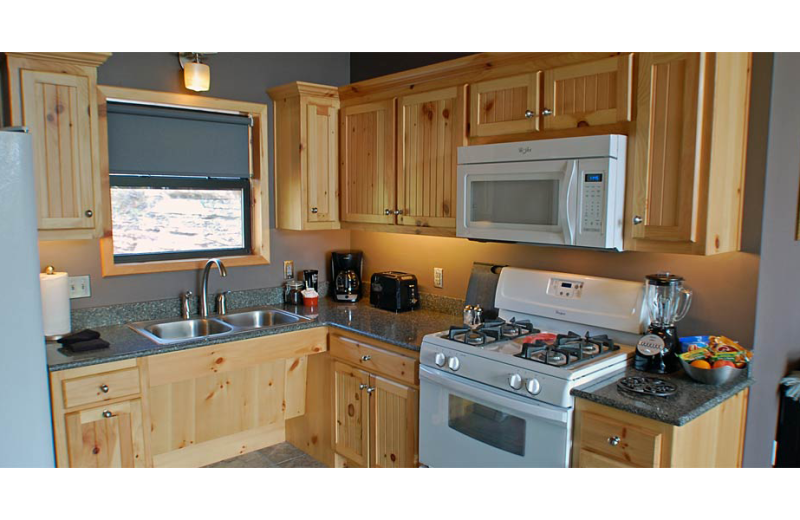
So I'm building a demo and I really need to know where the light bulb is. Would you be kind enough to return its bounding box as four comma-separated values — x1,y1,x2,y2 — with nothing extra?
184,61,210,92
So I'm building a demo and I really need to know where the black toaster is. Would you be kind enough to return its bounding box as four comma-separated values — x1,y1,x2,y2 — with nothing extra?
370,271,420,312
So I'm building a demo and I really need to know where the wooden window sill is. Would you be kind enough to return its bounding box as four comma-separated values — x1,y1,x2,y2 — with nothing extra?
99,237,269,277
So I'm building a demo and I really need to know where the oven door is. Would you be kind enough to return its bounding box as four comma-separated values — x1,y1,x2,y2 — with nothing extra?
419,365,572,468
457,159,579,245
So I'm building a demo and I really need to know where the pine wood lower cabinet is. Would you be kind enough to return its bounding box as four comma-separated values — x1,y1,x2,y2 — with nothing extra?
64,399,147,468
572,388,749,468
328,333,420,468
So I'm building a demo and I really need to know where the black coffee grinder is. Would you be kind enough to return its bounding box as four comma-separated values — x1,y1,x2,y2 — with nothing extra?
634,273,693,374
331,251,363,302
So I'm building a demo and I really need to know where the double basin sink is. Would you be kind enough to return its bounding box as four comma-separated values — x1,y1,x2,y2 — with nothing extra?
129,306,312,345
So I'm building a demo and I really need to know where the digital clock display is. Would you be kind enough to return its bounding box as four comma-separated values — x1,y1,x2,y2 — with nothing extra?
585,173,603,182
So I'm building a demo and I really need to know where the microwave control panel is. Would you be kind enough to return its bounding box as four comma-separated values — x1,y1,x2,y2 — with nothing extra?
581,172,605,234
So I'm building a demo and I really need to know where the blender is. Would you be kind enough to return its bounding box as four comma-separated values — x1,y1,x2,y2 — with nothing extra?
634,272,693,373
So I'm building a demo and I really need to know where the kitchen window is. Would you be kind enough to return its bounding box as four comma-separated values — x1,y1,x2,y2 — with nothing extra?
98,87,270,276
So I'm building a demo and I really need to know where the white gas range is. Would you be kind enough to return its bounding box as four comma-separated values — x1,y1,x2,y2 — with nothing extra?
419,267,648,468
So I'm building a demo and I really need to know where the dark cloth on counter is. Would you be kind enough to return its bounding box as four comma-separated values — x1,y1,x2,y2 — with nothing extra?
57,329,101,345
63,338,110,352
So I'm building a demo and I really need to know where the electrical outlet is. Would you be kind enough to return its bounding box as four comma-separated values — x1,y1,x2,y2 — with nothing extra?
283,260,294,279
434,267,444,289
68,275,91,299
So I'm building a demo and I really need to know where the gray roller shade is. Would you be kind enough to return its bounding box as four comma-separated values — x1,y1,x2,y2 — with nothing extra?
107,101,251,178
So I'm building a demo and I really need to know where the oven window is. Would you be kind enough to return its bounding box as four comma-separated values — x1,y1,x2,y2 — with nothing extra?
470,179,559,226
448,394,526,456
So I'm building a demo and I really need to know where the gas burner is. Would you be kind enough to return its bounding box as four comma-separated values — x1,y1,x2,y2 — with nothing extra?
617,376,677,398
516,331,619,367
446,318,539,347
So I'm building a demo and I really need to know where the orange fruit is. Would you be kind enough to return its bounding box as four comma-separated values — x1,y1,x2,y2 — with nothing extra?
691,359,711,369
713,360,736,369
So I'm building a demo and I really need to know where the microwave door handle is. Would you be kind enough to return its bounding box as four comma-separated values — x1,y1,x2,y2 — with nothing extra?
562,160,578,245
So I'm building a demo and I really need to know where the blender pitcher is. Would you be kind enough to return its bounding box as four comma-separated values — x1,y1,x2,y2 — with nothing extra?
635,272,693,373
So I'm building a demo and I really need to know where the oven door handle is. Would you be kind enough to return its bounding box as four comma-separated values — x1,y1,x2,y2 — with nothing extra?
420,365,569,424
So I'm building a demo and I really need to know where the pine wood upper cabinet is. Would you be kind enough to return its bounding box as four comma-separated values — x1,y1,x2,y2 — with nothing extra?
340,100,396,224
542,54,633,130
64,399,148,468
397,86,467,229
269,81,340,230
3,53,109,240
628,53,751,255
469,73,541,137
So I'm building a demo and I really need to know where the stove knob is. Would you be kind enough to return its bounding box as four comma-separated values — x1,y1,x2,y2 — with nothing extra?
526,378,542,395
508,373,523,390
434,352,447,367
447,356,461,371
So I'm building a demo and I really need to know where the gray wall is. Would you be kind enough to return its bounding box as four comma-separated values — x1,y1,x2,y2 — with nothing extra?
743,53,800,467
38,53,351,309
350,53,475,83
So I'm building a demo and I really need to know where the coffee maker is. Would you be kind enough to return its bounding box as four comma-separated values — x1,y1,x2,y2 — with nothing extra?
634,272,693,373
331,251,363,302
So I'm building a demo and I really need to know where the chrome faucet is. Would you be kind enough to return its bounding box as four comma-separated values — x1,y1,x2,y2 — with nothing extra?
200,259,228,317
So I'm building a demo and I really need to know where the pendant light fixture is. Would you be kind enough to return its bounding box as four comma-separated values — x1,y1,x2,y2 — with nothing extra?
178,52,211,92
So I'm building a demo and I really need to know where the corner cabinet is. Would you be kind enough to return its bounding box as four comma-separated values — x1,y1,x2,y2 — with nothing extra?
627,52,752,255
269,82,340,230
3,52,110,240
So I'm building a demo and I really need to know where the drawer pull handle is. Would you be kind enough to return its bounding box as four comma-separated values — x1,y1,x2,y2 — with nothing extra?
608,436,621,446
361,355,371,361
102,410,113,418
359,384,368,390
100,384,109,393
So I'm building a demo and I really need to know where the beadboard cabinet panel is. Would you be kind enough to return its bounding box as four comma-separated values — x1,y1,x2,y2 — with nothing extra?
469,73,541,137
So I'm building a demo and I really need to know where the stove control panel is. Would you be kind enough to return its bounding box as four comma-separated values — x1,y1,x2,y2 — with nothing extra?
547,278,584,299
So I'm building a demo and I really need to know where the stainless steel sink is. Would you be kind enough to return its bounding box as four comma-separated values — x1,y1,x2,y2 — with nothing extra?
128,306,312,345
219,308,308,329
145,318,233,341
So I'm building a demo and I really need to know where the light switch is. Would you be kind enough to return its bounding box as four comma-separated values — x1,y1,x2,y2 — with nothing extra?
68,275,91,299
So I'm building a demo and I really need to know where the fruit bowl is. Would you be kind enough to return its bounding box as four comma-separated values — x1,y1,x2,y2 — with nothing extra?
680,358,744,386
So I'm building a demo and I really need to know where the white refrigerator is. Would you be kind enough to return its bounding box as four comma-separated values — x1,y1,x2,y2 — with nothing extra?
0,127,55,467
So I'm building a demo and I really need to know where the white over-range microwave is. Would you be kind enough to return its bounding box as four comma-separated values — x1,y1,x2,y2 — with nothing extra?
456,135,627,250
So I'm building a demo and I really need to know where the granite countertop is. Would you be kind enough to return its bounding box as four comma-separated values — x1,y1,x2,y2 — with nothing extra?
571,366,754,426
46,299,460,372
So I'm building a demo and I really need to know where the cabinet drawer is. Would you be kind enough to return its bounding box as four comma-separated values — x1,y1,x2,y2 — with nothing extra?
330,334,417,386
577,448,637,468
62,368,141,409
579,412,662,467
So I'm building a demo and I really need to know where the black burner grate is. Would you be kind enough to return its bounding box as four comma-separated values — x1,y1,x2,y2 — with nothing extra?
617,376,677,398
447,318,538,346
515,331,620,367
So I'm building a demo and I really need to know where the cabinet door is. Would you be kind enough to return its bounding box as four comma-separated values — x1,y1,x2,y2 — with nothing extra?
340,100,396,224
333,362,370,467
397,86,466,228
631,53,705,243
469,73,541,137
21,70,96,231
64,399,148,468
542,54,633,130
369,375,418,468
305,102,338,224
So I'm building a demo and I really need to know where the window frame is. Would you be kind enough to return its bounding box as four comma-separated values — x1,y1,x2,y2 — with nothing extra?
97,85,270,277
109,175,253,264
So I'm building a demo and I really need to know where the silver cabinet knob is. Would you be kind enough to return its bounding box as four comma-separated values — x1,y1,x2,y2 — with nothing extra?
509,373,523,390
447,356,461,372
434,352,447,367
366,386,376,394
385,208,391,215
361,355,371,362
394,209,402,215
608,436,621,446
85,209,93,218
102,410,113,418
633,216,644,225
541,108,553,116
359,384,368,390
525,378,541,395
524,110,536,119
100,384,109,393
311,207,318,214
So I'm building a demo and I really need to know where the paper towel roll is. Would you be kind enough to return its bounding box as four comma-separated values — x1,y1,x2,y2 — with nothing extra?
40,272,71,339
